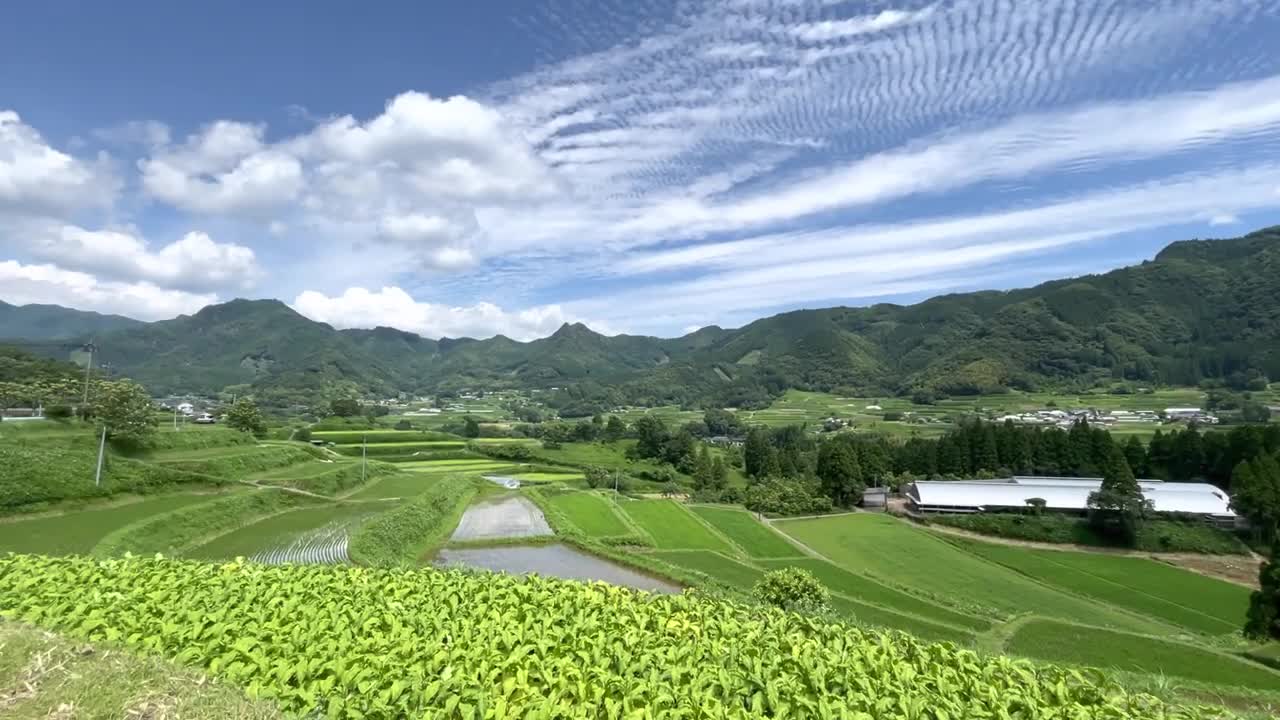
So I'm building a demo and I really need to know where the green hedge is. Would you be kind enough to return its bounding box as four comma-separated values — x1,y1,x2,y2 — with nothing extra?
310,430,459,444
92,489,314,557
0,445,226,511
929,513,1249,554
347,477,477,566
158,446,315,479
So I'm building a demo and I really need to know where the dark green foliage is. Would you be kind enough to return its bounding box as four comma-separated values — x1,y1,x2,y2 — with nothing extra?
584,466,609,489
1232,453,1280,545
817,439,863,507
932,513,1249,554
1246,540,1280,641
0,302,141,341
753,567,830,613
744,477,832,516
604,415,626,441
463,416,481,438
329,398,361,417
1087,445,1150,545
223,397,266,435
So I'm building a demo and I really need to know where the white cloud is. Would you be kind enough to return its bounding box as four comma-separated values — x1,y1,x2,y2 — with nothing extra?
790,8,936,42
140,124,304,215
291,286,605,340
1208,213,1239,226
26,225,261,292
578,163,1280,323
0,260,216,320
0,110,116,213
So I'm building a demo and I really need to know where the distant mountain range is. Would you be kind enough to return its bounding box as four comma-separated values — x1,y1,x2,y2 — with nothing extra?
2,226,1278,411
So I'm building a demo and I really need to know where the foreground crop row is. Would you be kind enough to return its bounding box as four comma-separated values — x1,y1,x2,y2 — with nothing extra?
0,554,1217,719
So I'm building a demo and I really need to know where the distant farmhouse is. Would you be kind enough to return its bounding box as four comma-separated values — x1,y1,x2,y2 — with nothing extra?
907,476,1235,524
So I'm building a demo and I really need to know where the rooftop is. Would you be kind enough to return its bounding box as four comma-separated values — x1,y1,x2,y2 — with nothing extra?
909,476,1233,517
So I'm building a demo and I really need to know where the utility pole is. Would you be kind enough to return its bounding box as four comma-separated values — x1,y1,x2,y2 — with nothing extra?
361,433,367,484
81,341,96,414
94,425,107,487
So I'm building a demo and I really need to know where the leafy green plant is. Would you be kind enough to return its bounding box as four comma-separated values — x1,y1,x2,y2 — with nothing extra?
0,553,1226,719
753,567,831,613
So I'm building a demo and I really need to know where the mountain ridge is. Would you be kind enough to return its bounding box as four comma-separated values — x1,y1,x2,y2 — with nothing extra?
2,226,1278,409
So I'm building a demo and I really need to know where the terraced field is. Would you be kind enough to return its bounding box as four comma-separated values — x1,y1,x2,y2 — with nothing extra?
690,506,802,558
617,499,735,552
188,502,389,564
775,514,1168,635
953,538,1249,636
542,490,631,537
0,493,221,555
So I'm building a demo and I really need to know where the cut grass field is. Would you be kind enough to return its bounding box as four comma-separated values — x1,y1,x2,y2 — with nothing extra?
689,506,802,558
648,550,976,645
953,538,1249,636
1006,619,1280,692
775,514,1167,634
514,472,585,483
396,460,512,472
543,491,631,537
617,499,735,552
758,557,994,632
0,493,219,555
187,502,385,561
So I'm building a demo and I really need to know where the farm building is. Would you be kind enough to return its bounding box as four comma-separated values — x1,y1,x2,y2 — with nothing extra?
907,476,1235,522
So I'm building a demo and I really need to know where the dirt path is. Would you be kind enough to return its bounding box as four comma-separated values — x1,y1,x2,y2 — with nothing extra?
922,523,1262,588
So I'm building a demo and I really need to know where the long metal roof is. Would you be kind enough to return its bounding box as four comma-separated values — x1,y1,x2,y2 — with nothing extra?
909,477,1234,517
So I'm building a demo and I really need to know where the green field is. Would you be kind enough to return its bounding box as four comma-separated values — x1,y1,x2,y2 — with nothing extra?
468,437,540,445
334,441,464,449
0,494,218,555
759,557,993,632
1006,619,1280,691
775,514,1166,634
826,595,976,645
543,491,631,537
617,499,735,552
310,430,459,444
187,502,384,560
345,472,457,500
396,460,512,473
689,506,803,558
953,539,1249,635
652,550,765,589
514,472,585,483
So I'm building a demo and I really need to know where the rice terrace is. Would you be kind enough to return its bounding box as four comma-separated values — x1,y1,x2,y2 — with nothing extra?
7,2,1280,715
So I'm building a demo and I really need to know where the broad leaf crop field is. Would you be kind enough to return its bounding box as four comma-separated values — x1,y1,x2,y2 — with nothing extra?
0,554,1218,719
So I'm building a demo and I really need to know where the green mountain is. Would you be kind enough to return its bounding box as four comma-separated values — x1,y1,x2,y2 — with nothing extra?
0,301,143,341
3,227,1278,407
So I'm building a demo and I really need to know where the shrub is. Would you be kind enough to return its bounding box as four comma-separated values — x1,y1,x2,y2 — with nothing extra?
753,567,830,613
44,404,73,420
294,427,312,443
744,477,833,516
394,419,413,430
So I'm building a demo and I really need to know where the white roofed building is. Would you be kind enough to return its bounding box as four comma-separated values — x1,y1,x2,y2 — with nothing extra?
907,476,1234,522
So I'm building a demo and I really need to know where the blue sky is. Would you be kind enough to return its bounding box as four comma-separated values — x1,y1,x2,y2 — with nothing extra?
3,0,1280,339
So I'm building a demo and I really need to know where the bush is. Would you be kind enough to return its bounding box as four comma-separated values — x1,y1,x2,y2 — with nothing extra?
294,427,312,443
44,404,73,420
394,419,413,430
753,567,830,613
744,477,832,516
883,411,904,421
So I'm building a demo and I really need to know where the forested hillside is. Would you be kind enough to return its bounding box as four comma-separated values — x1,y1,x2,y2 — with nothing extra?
1,227,1277,407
